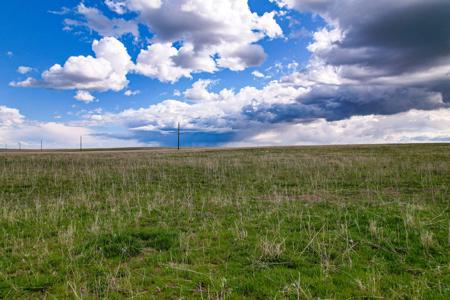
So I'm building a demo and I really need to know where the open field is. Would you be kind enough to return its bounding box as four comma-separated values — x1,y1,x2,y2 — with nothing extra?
0,144,449,299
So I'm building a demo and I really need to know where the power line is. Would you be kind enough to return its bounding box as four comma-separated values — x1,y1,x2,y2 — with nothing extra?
178,122,180,150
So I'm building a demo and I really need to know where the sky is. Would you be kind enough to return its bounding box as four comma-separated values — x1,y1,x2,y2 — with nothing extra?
0,0,449,149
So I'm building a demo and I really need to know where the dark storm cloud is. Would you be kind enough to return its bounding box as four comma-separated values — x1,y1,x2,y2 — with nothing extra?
229,44,267,67
243,85,447,123
137,6,222,43
243,0,450,126
288,0,450,81
328,1,450,78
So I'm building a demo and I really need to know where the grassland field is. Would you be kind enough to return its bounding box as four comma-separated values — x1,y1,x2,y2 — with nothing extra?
0,144,449,299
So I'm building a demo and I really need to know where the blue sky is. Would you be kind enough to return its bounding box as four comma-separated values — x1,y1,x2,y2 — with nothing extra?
0,0,449,148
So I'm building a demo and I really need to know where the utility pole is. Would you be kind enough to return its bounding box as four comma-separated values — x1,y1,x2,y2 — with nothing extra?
18,142,21,151
80,136,83,152
177,122,180,150
41,139,43,152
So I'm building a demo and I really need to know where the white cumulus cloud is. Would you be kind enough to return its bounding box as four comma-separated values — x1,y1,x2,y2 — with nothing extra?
124,89,140,96
17,66,33,74
228,109,450,146
0,105,149,149
108,0,283,82
0,105,24,127
11,37,132,93
252,71,266,78
64,3,139,39
74,90,96,103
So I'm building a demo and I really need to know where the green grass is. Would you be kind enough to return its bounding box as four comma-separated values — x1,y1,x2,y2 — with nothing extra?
0,144,449,299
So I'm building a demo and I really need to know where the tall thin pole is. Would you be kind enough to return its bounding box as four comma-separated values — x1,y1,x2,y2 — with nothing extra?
80,136,83,152
18,142,21,151
41,139,43,152
177,122,180,150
